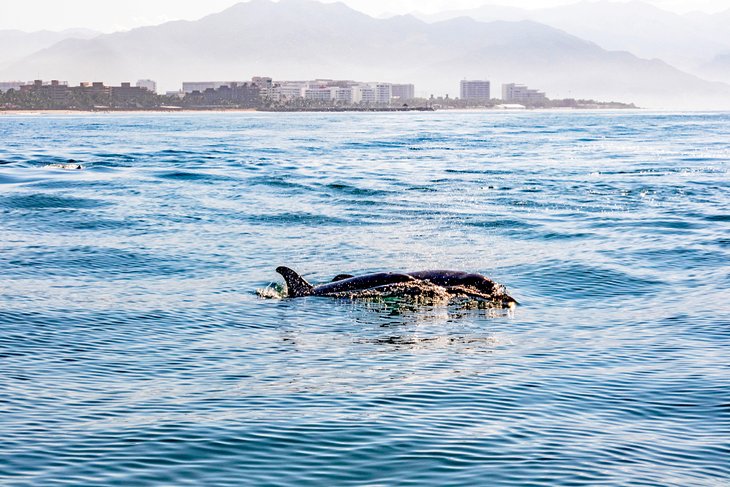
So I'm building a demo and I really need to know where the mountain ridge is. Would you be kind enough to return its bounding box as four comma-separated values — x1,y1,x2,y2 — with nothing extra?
415,0,730,80
2,0,729,108
0,28,101,70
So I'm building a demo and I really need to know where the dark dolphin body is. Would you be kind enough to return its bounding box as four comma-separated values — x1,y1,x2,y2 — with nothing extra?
276,266,416,298
275,266,516,306
406,270,498,296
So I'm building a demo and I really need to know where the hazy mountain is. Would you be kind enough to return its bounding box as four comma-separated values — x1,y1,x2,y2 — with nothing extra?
700,53,730,83
405,17,729,108
2,0,729,108
0,28,100,71
685,8,730,83
684,7,730,41
418,1,730,74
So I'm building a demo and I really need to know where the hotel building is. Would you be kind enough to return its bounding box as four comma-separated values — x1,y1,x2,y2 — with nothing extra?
391,84,415,100
460,80,491,101
182,81,244,94
502,83,547,104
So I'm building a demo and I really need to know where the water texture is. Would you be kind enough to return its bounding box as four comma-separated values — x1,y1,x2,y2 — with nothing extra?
0,111,728,486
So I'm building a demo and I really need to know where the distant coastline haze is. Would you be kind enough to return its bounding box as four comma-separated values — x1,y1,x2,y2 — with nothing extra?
2,0,730,108
2,0,729,32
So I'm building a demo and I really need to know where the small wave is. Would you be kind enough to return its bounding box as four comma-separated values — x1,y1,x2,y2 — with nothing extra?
0,193,107,210
247,175,310,190
2,246,198,279
511,260,663,301
155,171,236,182
325,182,391,197
342,140,407,149
247,212,352,226
465,218,535,230
0,173,39,185
631,247,728,270
705,214,730,222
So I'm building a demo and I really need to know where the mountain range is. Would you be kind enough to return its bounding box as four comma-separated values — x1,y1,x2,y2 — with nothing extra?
417,1,730,83
0,28,99,71
2,0,730,108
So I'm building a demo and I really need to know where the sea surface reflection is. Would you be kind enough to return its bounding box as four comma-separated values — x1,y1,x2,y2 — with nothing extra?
1,111,728,486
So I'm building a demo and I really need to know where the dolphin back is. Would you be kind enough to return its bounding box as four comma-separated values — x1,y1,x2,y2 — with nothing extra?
312,272,416,295
276,267,315,297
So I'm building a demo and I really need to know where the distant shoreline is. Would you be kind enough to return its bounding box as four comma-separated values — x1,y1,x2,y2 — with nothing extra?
260,106,435,112
0,107,651,116
0,107,436,115
0,108,257,115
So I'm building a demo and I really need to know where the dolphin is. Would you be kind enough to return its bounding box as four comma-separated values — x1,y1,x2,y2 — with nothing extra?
46,163,83,170
275,266,517,307
406,270,499,294
276,266,417,298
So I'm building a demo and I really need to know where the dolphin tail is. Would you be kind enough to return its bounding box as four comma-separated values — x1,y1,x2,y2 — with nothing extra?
276,267,315,298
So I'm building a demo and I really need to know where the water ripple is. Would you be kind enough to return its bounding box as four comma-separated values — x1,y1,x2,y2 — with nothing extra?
1,111,729,486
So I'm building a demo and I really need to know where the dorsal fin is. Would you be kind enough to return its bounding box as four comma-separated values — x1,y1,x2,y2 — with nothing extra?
276,267,315,298
332,274,355,282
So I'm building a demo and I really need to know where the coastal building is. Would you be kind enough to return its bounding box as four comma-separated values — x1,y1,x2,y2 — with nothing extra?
192,82,261,106
354,85,376,104
460,80,491,101
391,84,415,100
252,77,274,99
302,80,389,104
14,80,160,108
334,87,354,104
502,83,547,104
374,83,392,104
79,82,112,97
304,86,336,102
326,80,358,89
136,79,157,93
182,81,245,94
252,77,273,89
262,78,415,105
20,80,71,103
0,81,25,93
275,81,308,100
111,82,150,102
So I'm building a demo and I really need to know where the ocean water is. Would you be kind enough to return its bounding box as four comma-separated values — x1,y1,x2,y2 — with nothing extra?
0,111,728,486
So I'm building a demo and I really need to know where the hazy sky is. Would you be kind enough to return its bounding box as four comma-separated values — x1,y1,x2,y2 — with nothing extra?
2,0,729,32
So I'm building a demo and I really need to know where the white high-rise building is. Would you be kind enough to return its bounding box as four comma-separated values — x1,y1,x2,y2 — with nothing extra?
276,81,308,100
502,83,547,103
304,87,336,101
334,87,354,103
260,79,414,104
391,84,415,100
374,83,392,104
354,85,376,104
460,80,491,101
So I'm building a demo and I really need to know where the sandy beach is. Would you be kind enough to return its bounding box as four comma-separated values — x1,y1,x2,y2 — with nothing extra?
0,108,259,115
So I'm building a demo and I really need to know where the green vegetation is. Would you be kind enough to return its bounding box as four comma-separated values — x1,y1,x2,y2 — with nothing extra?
0,86,636,111
0,87,181,110
424,96,637,110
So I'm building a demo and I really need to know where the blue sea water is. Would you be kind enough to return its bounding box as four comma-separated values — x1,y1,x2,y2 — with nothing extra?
0,111,728,486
